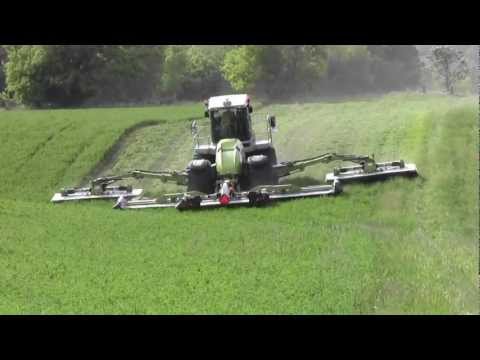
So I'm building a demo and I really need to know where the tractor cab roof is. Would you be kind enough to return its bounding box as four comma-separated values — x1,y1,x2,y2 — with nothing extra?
208,94,250,111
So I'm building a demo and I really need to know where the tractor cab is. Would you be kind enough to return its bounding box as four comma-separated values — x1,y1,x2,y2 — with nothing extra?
192,94,277,161
205,94,253,144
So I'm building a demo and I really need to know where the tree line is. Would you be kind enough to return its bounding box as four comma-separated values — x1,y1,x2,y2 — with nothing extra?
0,45,475,108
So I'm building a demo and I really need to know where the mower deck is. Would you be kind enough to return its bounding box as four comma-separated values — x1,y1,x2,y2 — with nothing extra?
325,162,418,183
51,188,143,203
115,183,340,210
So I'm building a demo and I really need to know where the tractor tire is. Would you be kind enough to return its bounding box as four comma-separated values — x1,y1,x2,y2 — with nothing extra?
247,148,279,189
186,159,216,194
192,150,215,164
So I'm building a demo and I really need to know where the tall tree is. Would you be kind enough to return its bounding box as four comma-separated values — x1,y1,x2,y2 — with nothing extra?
221,46,262,93
160,45,189,101
427,46,469,95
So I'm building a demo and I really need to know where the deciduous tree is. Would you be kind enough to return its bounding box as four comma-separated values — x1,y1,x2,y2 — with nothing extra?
427,46,469,95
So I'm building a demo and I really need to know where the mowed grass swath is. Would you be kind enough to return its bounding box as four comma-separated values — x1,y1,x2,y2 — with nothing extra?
0,93,477,314
0,104,202,202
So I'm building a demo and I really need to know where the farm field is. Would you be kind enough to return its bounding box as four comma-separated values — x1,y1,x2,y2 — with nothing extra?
0,93,478,314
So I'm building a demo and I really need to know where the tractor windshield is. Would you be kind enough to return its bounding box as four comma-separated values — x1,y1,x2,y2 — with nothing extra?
210,107,251,143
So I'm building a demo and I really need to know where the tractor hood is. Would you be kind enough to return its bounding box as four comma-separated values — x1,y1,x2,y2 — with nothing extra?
215,139,244,176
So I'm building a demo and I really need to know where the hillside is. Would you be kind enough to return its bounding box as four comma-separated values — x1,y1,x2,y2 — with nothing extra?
0,93,477,314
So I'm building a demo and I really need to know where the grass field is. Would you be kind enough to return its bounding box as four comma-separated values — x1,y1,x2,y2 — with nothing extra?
0,93,478,314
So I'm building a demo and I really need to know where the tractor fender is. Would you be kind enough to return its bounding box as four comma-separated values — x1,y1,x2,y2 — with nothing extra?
247,155,269,167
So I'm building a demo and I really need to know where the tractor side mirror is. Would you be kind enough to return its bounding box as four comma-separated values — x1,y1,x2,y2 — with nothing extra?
268,115,276,129
191,120,198,135
203,99,209,117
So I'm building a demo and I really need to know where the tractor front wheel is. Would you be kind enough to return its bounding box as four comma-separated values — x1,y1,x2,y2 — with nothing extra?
186,160,216,194
247,148,279,189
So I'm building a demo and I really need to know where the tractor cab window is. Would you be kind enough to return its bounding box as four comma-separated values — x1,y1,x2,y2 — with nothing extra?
210,107,251,143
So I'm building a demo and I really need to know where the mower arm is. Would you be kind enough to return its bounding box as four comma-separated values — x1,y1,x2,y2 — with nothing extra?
90,169,188,190
274,152,376,178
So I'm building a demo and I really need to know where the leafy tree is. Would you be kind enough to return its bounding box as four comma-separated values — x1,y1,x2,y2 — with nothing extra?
92,45,164,104
181,45,231,99
252,45,284,97
427,46,469,95
5,45,108,107
222,45,329,99
4,46,49,106
160,45,189,101
221,46,261,93
271,45,328,98
3,45,165,107
221,45,284,97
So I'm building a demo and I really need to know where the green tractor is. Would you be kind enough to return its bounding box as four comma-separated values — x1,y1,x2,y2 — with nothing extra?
52,94,418,210
187,94,280,195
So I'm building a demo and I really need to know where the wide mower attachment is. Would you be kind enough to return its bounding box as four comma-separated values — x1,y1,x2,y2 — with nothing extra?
113,181,342,211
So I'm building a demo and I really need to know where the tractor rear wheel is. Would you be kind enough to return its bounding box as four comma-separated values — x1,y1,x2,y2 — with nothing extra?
186,160,216,194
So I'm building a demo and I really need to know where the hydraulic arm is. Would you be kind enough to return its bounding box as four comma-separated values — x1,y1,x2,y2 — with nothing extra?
52,169,189,202
274,152,378,178
87,169,188,195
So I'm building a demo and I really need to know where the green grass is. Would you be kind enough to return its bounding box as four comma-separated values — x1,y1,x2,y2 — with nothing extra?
0,93,477,314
